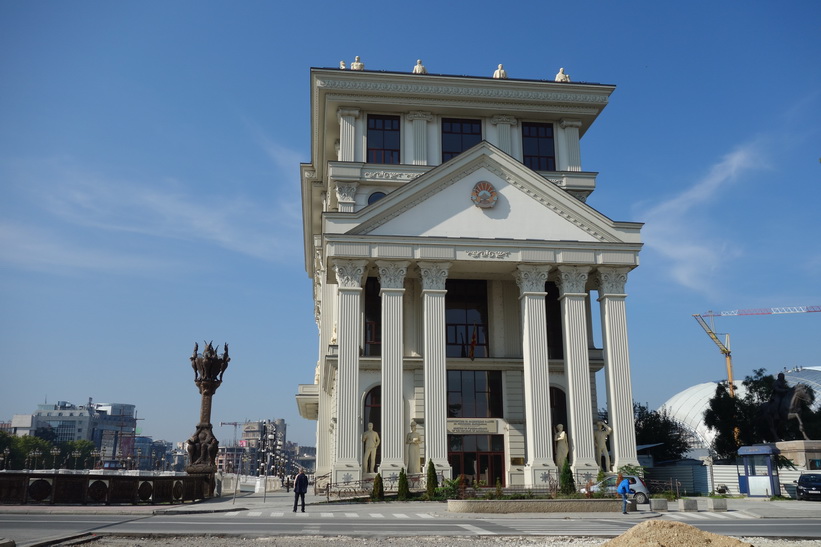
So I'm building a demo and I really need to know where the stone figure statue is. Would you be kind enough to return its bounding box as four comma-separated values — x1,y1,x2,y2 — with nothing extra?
554,424,569,469
554,67,571,82
412,59,427,74
362,422,380,473
493,64,508,79
339,60,346,70
593,420,613,472
187,424,219,466
405,421,421,474
350,56,365,71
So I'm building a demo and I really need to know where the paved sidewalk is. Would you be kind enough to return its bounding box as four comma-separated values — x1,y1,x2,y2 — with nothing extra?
1,488,819,519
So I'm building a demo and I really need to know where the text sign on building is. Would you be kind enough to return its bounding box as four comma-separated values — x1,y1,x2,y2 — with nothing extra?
447,419,498,435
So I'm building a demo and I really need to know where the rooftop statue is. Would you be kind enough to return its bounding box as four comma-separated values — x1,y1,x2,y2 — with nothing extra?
350,56,365,71
554,67,571,82
493,64,507,79
339,60,346,70
412,59,427,74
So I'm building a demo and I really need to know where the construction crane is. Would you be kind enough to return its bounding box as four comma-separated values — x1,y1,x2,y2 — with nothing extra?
219,421,242,447
693,305,820,398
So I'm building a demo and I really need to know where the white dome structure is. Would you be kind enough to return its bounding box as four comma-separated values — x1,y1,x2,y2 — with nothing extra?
659,382,747,451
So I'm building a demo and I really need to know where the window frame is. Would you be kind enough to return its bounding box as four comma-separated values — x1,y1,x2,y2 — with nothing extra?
441,117,482,162
522,121,556,172
367,114,401,165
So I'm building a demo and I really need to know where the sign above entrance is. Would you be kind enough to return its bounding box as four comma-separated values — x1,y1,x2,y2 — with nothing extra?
447,418,499,434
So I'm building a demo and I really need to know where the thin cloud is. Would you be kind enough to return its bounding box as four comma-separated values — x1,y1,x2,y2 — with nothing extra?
638,138,769,296
1,155,304,272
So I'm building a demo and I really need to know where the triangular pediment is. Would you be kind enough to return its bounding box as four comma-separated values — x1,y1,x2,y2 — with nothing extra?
333,142,631,244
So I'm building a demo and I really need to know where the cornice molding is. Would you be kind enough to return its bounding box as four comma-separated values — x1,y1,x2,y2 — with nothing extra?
317,78,610,105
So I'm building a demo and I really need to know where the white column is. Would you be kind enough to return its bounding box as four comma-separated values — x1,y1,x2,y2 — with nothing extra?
555,266,598,476
377,260,410,476
491,115,517,155
514,264,555,486
337,108,360,162
560,118,582,172
596,267,639,470
418,261,451,477
408,111,432,165
331,259,367,483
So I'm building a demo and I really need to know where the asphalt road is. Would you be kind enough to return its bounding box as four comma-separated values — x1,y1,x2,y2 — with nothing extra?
4,511,821,547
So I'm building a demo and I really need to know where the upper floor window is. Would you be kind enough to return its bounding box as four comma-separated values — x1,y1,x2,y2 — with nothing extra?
445,279,488,358
522,122,556,171
367,115,400,164
447,370,503,418
442,118,482,162
364,277,381,357
367,192,386,205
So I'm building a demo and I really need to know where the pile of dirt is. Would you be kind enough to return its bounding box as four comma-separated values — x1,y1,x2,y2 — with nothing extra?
603,520,752,547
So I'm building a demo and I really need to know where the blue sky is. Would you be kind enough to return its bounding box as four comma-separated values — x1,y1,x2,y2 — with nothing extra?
1,1,819,448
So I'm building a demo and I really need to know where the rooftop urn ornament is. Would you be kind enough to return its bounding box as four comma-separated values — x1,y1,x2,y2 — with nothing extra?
185,341,230,490
554,67,571,82
350,56,364,70
412,59,427,74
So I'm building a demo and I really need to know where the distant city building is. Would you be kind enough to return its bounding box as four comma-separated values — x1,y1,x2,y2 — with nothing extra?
8,398,137,460
214,418,307,476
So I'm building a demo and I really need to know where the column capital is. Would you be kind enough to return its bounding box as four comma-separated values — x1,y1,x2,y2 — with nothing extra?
376,260,410,290
596,267,630,296
332,260,368,289
560,118,582,129
418,262,451,291
491,114,518,126
407,111,433,122
555,265,591,297
514,264,551,295
335,181,358,202
337,107,361,121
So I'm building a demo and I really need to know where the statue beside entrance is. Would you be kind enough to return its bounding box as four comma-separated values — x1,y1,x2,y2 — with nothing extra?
362,422,380,474
593,420,613,471
405,421,422,474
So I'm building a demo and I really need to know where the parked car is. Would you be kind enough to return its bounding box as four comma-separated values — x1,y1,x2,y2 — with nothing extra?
580,474,650,504
795,473,821,501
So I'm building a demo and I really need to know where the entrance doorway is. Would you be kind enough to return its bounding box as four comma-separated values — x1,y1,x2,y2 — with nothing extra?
447,434,505,487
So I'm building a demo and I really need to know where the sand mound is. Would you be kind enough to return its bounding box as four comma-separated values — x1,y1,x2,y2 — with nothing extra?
603,520,753,547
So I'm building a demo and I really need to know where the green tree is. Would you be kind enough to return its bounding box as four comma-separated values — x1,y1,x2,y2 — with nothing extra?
397,468,410,501
633,402,691,462
425,459,438,499
704,369,818,459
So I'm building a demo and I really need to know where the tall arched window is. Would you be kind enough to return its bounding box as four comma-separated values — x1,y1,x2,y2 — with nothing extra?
363,386,382,466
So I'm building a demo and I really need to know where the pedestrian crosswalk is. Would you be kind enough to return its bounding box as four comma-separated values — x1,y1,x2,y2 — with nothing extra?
223,510,436,519
663,511,756,521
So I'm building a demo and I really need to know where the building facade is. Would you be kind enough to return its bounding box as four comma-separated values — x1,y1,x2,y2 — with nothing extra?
296,65,643,487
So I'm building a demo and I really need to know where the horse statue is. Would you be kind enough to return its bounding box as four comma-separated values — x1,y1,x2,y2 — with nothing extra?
759,383,813,442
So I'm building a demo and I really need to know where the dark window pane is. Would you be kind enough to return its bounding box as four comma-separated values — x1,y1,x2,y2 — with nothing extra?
367,114,400,165
522,122,555,172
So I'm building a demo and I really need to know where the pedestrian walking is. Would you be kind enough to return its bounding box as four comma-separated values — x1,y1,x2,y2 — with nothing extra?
293,468,309,513
616,473,631,514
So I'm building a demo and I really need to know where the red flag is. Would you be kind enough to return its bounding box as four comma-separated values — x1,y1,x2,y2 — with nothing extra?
468,324,478,360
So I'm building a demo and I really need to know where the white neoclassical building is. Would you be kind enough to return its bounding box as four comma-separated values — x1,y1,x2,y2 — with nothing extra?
296,64,643,488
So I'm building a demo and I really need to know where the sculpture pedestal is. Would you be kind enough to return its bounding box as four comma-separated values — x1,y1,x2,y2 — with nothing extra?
775,440,821,469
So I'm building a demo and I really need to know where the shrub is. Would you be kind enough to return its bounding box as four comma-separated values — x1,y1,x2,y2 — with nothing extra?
495,477,503,499
426,459,438,499
559,460,576,495
371,473,384,501
397,468,410,501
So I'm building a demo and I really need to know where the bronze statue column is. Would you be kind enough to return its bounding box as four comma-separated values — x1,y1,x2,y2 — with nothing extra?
186,341,230,496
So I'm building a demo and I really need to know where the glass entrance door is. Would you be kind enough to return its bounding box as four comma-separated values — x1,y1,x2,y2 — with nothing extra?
448,434,505,487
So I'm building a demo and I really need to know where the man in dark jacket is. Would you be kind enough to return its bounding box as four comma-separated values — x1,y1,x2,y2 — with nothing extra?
293,468,309,513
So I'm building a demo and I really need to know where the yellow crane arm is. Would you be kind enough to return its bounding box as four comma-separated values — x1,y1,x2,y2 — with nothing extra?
693,314,735,397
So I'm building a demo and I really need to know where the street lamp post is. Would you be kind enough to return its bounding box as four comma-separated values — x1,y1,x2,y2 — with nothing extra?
50,447,60,469
186,341,231,498
91,449,100,470
31,449,42,470
72,450,81,470
0,448,8,470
